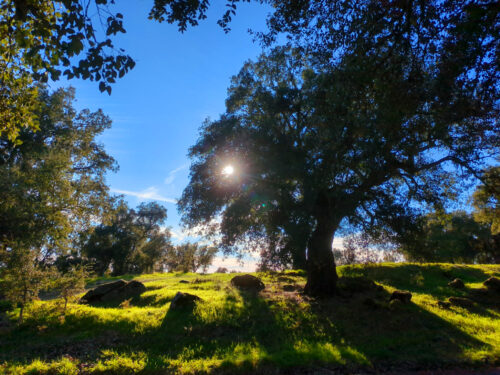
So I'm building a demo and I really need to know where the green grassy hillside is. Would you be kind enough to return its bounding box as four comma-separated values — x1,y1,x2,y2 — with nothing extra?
1,263,499,374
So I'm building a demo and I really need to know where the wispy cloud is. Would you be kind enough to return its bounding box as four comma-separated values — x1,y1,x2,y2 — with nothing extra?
164,163,189,185
112,186,177,204
207,255,259,273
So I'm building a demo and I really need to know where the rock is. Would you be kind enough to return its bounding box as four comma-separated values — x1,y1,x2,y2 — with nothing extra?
437,301,451,309
389,290,412,303
80,280,128,303
483,277,500,292
169,292,201,310
101,280,146,302
230,274,265,291
468,287,500,308
389,299,403,310
448,278,465,289
283,284,298,292
80,280,145,304
448,296,474,308
179,280,189,284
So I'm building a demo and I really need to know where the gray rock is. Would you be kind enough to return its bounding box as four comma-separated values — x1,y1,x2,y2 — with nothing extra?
437,301,451,309
483,277,500,292
80,280,128,303
283,284,298,292
80,280,145,304
230,274,265,291
448,296,474,308
448,278,465,289
389,290,412,303
169,292,201,310
101,280,146,302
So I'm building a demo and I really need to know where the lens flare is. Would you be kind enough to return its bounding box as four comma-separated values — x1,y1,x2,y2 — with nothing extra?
222,165,234,176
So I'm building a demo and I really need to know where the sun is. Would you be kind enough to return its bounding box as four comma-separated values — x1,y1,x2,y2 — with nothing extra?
222,165,234,176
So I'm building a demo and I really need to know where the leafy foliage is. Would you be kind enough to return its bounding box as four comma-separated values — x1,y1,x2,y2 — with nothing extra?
1,249,56,323
180,0,499,294
83,201,171,275
164,242,217,273
473,165,500,235
54,266,89,313
1,264,500,373
0,87,116,260
0,0,268,141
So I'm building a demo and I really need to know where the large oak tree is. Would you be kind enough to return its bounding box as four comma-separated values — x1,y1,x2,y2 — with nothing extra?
179,1,499,295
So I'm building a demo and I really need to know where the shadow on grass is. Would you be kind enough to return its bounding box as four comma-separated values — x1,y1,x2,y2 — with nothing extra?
341,263,495,298
1,276,496,373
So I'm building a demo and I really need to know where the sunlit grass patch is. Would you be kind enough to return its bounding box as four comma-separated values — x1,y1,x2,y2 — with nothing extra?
2,265,499,374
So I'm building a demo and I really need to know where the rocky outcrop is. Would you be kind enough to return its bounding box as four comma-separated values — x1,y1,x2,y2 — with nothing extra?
483,277,500,292
230,274,265,291
448,278,465,289
80,280,146,304
448,296,474,308
169,292,201,311
389,290,412,303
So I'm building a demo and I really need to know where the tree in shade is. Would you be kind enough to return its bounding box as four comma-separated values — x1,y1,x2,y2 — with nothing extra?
179,0,499,295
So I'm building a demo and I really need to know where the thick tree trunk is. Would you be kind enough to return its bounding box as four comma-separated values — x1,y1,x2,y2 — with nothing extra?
291,244,307,270
304,191,339,296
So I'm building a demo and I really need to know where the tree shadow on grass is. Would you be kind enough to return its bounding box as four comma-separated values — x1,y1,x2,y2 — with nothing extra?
1,280,495,374
341,263,497,299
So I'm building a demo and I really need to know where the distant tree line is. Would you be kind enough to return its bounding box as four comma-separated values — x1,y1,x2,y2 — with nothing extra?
0,88,217,321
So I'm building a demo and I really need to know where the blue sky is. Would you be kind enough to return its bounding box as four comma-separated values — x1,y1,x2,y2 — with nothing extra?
50,1,276,271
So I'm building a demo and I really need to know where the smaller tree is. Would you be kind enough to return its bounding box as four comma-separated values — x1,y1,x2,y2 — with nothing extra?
377,210,498,264
55,266,89,314
473,166,500,235
165,243,217,273
2,249,55,323
83,201,171,275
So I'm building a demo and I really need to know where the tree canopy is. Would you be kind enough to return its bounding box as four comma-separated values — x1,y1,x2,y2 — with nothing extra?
0,86,116,260
83,201,171,275
164,242,217,273
0,0,270,141
179,1,499,295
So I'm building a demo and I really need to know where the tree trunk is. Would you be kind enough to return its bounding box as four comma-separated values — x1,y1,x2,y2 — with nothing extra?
291,243,307,270
304,191,339,296
19,304,24,324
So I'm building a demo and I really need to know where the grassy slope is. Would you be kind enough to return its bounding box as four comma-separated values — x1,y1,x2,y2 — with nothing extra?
1,263,499,374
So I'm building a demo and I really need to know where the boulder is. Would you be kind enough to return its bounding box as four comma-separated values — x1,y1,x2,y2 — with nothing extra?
389,299,403,310
437,301,451,309
101,280,146,303
80,280,145,304
169,292,201,310
230,274,265,291
483,277,500,292
448,297,474,308
179,280,190,284
389,290,412,304
283,284,298,292
80,280,128,303
448,278,465,289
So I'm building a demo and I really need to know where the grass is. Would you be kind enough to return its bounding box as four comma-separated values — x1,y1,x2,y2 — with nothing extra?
1,263,499,374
